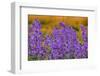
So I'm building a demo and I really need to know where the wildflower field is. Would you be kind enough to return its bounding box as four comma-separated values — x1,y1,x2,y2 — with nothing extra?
28,15,88,61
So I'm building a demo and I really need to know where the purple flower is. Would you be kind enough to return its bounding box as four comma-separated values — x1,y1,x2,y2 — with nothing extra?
28,19,88,60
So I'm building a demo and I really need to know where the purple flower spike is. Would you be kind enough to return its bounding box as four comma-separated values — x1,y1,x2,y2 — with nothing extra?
28,20,88,60
59,22,66,28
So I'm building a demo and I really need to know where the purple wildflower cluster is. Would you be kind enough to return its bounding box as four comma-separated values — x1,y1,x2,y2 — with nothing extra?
28,19,88,60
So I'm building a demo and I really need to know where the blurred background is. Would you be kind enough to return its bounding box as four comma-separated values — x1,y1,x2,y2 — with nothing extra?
28,15,88,32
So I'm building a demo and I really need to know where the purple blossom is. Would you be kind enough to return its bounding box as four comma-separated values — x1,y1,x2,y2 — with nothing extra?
28,20,88,60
